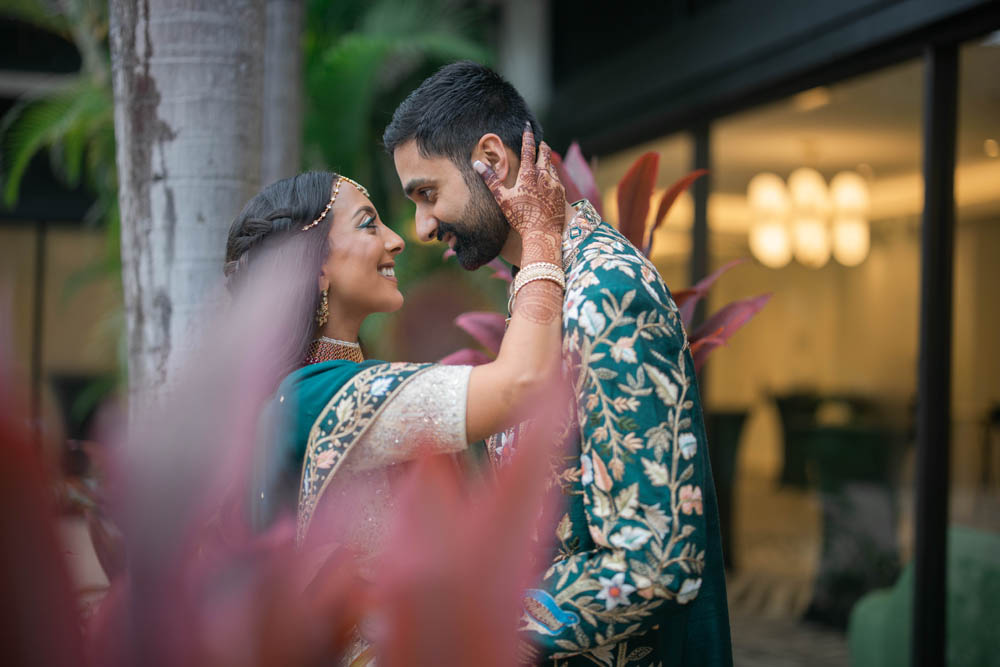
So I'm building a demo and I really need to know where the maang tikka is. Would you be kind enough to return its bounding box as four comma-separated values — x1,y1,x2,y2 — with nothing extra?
301,175,370,232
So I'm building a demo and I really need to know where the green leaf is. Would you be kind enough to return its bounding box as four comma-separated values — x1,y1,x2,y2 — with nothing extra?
0,0,69,36
614,483,639,519
641,458,669,486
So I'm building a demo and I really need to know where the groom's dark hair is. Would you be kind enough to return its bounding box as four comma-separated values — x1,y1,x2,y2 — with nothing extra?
382,61,542,171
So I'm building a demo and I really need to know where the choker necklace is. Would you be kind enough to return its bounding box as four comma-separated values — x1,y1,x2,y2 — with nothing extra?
304,336,364,365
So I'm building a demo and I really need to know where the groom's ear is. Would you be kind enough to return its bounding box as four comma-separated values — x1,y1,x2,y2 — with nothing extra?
472,133,517,188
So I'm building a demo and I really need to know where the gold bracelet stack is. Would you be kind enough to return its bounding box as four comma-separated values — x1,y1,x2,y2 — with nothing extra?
508,261,565,313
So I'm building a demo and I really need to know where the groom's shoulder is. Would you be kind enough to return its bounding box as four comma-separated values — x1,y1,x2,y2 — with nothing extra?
567,222,676,310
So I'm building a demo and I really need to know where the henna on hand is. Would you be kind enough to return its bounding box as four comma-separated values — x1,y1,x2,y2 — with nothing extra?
520,229,562,265
513,280,562,325
473,124,567,243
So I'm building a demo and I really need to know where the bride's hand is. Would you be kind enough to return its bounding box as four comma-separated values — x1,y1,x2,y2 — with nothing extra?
473,124,566,240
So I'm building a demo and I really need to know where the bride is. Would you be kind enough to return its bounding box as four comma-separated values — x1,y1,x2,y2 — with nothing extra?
223,128,566,551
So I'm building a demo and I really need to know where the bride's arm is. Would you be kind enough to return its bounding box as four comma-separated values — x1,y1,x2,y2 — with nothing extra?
464,127,566,444
347,127,565,470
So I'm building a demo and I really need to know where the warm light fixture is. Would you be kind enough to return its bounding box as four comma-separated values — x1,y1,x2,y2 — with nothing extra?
830,171,869,216
788,168,831,268
986,138,999,159
832,217,870,266
791,216,831,268
746,173,792,268
746,168,872,269
830,171,871,266
749,220,792,268
747,172,790,219
792,87,831,112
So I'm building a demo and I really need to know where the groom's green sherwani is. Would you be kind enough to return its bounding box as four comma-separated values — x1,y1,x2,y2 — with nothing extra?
490,201,732,667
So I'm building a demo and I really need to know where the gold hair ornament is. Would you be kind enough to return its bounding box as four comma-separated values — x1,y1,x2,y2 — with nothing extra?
301,175,370,231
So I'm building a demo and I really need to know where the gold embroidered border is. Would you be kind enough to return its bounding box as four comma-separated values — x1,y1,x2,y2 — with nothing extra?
296,362,431,544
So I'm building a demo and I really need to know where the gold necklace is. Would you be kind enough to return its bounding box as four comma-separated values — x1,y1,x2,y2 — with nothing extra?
303,336,364,365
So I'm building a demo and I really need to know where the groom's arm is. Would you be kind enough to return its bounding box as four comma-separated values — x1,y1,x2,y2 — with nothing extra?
519,276,710,658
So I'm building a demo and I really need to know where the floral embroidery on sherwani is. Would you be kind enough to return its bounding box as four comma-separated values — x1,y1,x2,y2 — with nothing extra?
503,202,713,666
297,362,430,544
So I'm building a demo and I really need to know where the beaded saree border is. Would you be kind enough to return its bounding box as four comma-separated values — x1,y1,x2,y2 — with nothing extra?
296,362,431,544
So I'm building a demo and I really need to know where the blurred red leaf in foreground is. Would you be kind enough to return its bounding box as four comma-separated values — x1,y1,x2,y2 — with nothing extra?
2,252,566,666
0,348,85,667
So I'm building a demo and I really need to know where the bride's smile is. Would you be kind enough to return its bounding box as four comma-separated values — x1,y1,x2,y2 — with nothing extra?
319,181,406,321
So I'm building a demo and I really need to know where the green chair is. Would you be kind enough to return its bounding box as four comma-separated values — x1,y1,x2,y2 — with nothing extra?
848,526,1000,667
774,393,821,489
802,425,904,628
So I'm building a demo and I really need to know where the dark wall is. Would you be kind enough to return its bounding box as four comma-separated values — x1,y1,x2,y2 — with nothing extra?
546,0,1000,155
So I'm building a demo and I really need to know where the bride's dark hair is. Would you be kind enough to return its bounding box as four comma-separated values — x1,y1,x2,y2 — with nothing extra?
224,171,339,381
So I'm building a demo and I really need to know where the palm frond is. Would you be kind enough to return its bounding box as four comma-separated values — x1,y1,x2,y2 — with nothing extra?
0,0,69,37
0,78,112,206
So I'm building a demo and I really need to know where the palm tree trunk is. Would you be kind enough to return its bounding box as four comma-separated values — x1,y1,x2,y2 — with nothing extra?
261,0,303,185
109,0,265,408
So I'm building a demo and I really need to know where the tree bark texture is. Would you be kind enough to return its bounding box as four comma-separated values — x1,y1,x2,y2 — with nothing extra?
261,0,303,185
109,0,264,406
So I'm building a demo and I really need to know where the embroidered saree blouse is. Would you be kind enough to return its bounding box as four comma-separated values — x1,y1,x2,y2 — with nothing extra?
257,361,471,552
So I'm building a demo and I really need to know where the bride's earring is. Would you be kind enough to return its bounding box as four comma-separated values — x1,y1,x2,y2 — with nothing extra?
315,288,329,327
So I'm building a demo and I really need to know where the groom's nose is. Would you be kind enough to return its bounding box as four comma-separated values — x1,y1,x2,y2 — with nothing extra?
414,210,438,243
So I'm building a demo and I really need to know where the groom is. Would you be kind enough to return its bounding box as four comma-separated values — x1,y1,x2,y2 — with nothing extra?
384,61,732,666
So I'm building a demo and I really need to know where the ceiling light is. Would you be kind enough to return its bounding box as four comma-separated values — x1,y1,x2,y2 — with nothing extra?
792,87,831,112
788,167,831,218
747,172,790,219
749,220,792,268
830,171,870,217
832,217,870,267
792,216,830,268
985,139,999,158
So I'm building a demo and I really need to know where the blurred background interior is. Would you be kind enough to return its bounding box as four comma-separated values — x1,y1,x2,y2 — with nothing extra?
1,1,998,665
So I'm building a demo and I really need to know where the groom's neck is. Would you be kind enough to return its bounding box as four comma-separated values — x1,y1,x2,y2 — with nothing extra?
500,231,523,267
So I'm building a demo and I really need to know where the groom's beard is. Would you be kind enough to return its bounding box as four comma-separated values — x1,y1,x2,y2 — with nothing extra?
438,172,509,271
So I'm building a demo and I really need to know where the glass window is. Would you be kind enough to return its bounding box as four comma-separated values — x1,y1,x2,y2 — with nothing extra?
709,59,925,642
953,37,1000,534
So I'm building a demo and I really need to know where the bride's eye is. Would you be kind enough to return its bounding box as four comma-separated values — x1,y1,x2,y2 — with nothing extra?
358,215,376,230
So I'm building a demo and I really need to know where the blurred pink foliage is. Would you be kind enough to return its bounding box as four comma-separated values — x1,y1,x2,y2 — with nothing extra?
443,143,771,372
0,256,561,666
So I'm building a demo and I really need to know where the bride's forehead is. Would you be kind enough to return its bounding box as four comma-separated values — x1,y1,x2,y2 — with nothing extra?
332,182,372,213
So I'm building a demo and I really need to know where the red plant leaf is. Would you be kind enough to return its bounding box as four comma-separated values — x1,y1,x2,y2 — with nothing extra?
560,142,604,216
677,258,747,328
453,311,506,356
87,511,127,582
0,390,85,666
692,338,728,372
439,348,493,366
617,152,659,249
485,257,513,283
373,399,566,667
551,150,585,206
643,169,708,256
690,293,772,370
